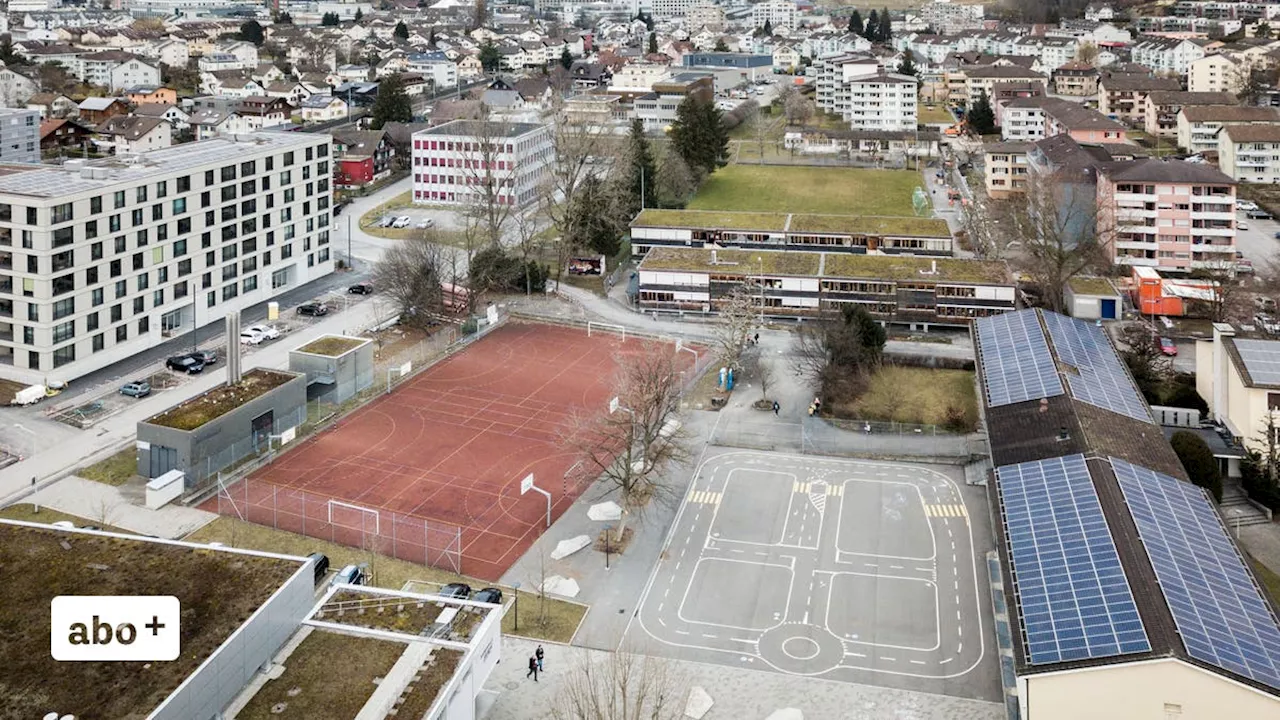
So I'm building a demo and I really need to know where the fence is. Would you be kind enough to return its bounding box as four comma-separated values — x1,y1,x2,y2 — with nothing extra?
709,412,983,463
181,405,308,491
216,478,463,573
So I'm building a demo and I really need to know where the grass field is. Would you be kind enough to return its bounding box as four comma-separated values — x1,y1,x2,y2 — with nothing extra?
0,503,130,532
837,365,978,431
238,630,404,720
186,517,586,643
688,165,920,216
919,105,954,125
76,447,139,486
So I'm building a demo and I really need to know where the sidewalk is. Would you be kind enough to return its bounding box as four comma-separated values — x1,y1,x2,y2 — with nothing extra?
22,476,215,538
483,637,1003,720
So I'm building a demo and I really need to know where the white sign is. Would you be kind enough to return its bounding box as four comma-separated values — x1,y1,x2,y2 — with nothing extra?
520,473,534,495
400,361,412,377
609,396,620,414
135,440,150,451
51,595,181,661
280,427,296,445
486,305,499,325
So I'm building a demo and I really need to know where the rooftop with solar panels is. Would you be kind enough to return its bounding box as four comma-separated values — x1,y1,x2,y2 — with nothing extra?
974,309,1280,714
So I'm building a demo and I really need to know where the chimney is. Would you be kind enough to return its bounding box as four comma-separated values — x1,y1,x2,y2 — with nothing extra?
1057,426,1070,442
226,313,242,385
1039,398,1049,413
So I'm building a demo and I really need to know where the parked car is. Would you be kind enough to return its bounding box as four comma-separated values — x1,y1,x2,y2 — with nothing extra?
1256,296,1277,313
1273,231,1280,240
1240,221,1250,231
239,329,264,345
473,587,503,605
348,282,374,295
392,216,412,228
195,349,218,365
439,582,472,599
1255,314,1280,334
120,380,151,398
246,324,280,340
296,302,329,317
1159,337,1178,356
165,354,205,374
416,218,435,229
377,216,395,228
1238,200,1260,211
331,564,365,587
1247,209,1273,219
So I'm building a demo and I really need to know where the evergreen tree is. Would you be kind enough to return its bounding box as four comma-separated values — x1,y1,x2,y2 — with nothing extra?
394,21,409,40
897,52,917,78
967,90,996,135
863,9,878,40
428,26,436,45
625,118,657,211
275,11,293,24
848,9,863,35
670,96,728,176
560,47,574,69
647,31,658,55
354,7,363,21
714,38,730,51
878,7,892,41
321,11,339,26
762,18,773,36
370,74,413,129
479,40,501,72
239,19,264,45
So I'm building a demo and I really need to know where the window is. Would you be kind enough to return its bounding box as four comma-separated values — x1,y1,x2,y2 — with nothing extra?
152,247,163,264
52,250,73,272
110,259,122,278
152,204,163,222
221,165,236,182
53,297,74,320
174,238,187,256
283,151,295,166
25,207,35,225
241,218,257,235
221,186,236,202
266,156,275,172
113,190,125,209
53,227,73,248
20,230,30,248
222,264,238,280
280,170,292,185
86,267,97,285
284,188,295,203
201,191,211,208
52,321,74,343
242,256,257,272
156,180,167,199
86,312,98,331
204,170,214,186
177,175,190,193
53,344,75,368
242,275,257,292
222,283,238,301
52,274,74,296
221,245,238,261
90,196,102,214
221,205,237,222
153,289,163,307
137,317,149,334
241,198,257,215
114,280,125,299
85,220,98,239
281,244,293,259
22,326,32,344
26,255,36,273
116,325,127,342
177,217,191,235
317,143,328,158
271,268,289,288
91,288,103,306
92,333,103,352
240,179,256,195
111,304,122,322
132,297,144,314
318,248,329,263
110,214,121,233
178,259,191,276
136,273,149,291
136,186,147,203
132,253,143,271
240,160,256,176
131,209,143,226
172,198,186,215
201,232,211,249
26,301,36,319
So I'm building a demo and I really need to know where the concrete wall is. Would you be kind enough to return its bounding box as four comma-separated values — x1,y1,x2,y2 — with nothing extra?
150,555,316,720
136,371,307,483
1020,658,1280,720
288,336,375,406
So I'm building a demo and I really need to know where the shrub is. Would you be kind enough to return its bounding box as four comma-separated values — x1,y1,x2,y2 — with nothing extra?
1170,430,1223,502
1162,375,1209,414
1242,451,1280,512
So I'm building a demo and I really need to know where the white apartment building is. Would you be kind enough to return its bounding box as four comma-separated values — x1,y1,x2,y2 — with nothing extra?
816,54,918,132
751,0,798,30
77,51,161,92
411,120,553,209
686,2,726,30
1178,105,1280,154
1002,103,1048,141
648,0,695,19
1130,36,1207,75
920,0,985,34
0,108,40,164
406,52,458,89
1187,53,1244,94
0,132,335,382
1217,124,1280,183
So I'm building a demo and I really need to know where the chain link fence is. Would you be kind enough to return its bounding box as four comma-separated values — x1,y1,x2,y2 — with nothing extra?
216,478,463,573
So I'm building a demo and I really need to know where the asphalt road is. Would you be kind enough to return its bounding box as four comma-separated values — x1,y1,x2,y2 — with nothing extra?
1233,210,1280,271
627,449,1000,701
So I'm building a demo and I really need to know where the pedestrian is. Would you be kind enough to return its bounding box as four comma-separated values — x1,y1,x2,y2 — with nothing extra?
527,655,538,681
536,644,544,672
772,401,780,416
754,332,760,344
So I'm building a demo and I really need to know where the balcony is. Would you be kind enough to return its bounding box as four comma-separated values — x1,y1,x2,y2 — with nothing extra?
1191,210,1234,221
1115,192,1156,204
1117,240,1158,250
1118,224,1158,235
1115,255,1160,266
1117,209,1159,220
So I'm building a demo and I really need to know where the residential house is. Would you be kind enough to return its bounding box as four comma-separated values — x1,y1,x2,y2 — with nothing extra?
221,41,260,69
227,96,292,134
567,60,610,90
124,85,176,106
1097,74,1182,126
201,74,266,99
1144,90,1238,138
1197,324,1280,453
1130,35,1208,75
458,54,484,79
405,51,458,89
963,65,1048,106
1217,123,1280,183
1177,105,1280,154
0,66,38,108
1052,61,1100,96
25,92,77,120
147,38,189,69
265,82,312,107
134,103,191,133
1187,52,1245,94
635,73,716,131
97,115,171,155
772,44,801,73
189,109,232,140
332,129,395,188
38,118,92,154
76,97,129,126
984,141,1033,198
1002,96,1129,143
815,53,919,132
751,0,798,30
299,94,349,123
1096,158,1237,273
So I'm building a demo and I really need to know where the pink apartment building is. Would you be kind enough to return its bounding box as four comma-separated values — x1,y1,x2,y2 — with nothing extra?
1097,159,1236,273
410,119,552,208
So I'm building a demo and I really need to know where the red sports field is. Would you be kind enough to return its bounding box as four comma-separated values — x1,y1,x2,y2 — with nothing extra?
239,322,687,580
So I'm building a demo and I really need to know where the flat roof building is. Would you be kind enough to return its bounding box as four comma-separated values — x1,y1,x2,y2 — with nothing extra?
410,119,552,209
0,131,334,383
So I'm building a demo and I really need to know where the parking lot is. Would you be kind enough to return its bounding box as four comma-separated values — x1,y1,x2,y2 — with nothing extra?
1233,208,1280,270
628,450,1000,701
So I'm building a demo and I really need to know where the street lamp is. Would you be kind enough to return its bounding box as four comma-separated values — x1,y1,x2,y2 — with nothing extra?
512,581,521,631
604,523,612,569
13,423,36,459
756,256,765,322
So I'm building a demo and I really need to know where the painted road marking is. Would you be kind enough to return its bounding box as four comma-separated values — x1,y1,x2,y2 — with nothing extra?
925,504,968,518
688,490,722,505
827,484,843,496
793,480,811,493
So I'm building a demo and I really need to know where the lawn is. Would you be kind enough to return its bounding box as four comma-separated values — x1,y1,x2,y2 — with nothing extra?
76,447,139,486
0,502,130,532
835,365,978,431
919,104,954,125
238,629,405,720
185,517,587,643
688,165,920,216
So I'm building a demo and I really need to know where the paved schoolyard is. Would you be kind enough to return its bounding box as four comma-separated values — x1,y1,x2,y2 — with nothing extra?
627,449,1001,702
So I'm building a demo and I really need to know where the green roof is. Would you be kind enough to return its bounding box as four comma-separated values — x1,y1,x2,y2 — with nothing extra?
639,247,1011,284
632,209,952,239
1068,276,1119,296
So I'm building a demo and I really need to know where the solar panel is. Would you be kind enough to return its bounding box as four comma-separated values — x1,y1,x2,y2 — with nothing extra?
1111,457,1280,690
976,310,1064,407
1233,338,1280,386
1041,312,1151,423
997,454,1151,665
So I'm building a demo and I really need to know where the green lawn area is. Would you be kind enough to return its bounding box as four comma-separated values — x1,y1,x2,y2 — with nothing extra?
185,517,586,643
689,165,920,216
76,448,139,486
0,503,130,532
919,105,954,125
835,365,978,431
238,630,404,720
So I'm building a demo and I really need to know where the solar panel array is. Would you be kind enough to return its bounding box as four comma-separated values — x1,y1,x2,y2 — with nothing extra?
997,454,1151,665
1233,338,1280,386
976,310,1065,407
1111,457,1280,690
1041,312,1151,423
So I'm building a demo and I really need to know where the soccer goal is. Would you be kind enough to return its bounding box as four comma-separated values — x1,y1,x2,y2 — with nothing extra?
328,499,381,535
587,321,626,341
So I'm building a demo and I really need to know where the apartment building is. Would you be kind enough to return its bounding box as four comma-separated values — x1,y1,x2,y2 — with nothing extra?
1000,97,1127,144
1051,61,1100,96
0,132,335,382
1097,74,1182,126
1143,90,1237,137
405,51,458,89
1097,159,1236,274
410,120,552,209
984,141,1032,199
1217,124,1280,183
634,73,715,131
1187,53,1245,94
962,65,1048,106
920,0,985,34
0,108,41,164
635,247,1014,327
1177,104,1280,154
1130,36,1208,75
815,54,917,132
751,0,798,30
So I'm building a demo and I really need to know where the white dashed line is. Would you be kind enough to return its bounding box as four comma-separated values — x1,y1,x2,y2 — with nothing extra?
909,660,927,665
879,656,897,662
940,658,953,665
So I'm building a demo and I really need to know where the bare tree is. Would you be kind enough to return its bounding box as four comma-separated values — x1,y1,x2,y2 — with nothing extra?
791,304,886,400
510,206,543,295
1075,42,1099,66
1011,169,1108,314
91,497,118,528
741,347,775,404
458,111,519,249
751,105,777,163
1189,264,1248,323
371,231,447,330
711,286,757,371
959,181,1014,259
784,92,814,126
555,649,687,720
539,98,614,289
564,345,691,538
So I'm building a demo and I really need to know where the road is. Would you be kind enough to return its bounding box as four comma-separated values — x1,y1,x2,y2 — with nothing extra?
1232,211,1280,270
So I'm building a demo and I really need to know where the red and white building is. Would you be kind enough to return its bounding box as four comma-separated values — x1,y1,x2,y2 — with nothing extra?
410,120,553,208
